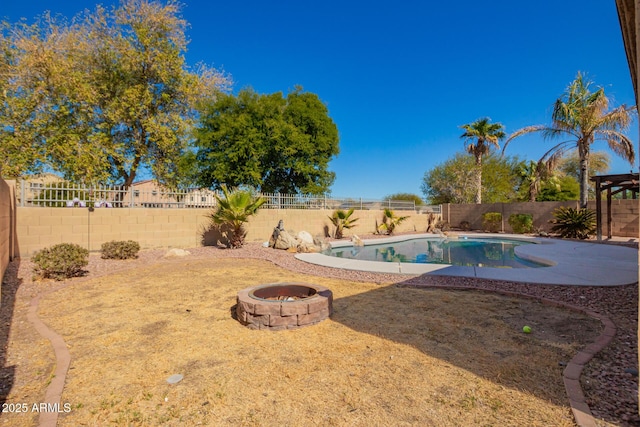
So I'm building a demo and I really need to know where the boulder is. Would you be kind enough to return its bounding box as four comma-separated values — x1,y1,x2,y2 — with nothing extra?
297,242,320,253
164,248,191,258
351,235,364,247
271,228,299,250
297,231,314,245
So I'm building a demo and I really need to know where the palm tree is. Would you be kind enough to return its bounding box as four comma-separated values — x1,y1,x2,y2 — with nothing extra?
517,160,553,202
503,72,636,208
210,185,265,248
377,208,408,235
328,208,358,239
460,117,506,204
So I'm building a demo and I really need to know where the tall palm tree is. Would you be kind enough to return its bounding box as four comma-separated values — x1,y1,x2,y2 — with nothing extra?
210,185,265,248
460,117,506,204
503,72,636,208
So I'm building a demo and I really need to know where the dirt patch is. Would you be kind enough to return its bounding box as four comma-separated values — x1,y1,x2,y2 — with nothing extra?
8,258,599,426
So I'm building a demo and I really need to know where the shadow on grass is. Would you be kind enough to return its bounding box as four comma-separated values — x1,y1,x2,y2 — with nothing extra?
327,275,601,407
0,260,20,418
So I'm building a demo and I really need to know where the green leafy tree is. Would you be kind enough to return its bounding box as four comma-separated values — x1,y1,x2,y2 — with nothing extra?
0,1,229,186
503,72,635,208
210,186,265,248
421,153,520,204
328,208,358,239
194,87,339,195
460,117,506,204
537,175,580,201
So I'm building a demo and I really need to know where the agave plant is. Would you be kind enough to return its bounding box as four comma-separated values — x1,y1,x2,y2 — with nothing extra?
210,186,265,248
550,207,596,239
328,208,358,239
377,208,408,235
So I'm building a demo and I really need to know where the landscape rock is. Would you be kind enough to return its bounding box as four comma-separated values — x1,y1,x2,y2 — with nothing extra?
271,228,299,250
163,248,191,258
351,235,364,247
297,242,320,253
297,231,314,245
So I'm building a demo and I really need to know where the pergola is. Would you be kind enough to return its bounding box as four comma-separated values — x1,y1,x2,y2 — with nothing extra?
590,172,639,239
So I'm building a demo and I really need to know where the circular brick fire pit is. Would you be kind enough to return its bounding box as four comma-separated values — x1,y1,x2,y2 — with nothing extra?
236,283,333,330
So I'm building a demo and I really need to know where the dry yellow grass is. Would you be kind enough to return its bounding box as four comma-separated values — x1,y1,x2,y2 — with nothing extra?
24,258,601,426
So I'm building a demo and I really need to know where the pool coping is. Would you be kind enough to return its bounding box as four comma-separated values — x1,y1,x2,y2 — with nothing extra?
295,233,639,286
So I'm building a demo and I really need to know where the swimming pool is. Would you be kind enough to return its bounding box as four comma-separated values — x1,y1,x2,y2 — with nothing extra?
327,237,546,268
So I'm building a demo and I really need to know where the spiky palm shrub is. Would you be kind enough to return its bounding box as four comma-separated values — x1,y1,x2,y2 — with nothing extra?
210,186,265,248
550,207,596,239
377,208,408,235
328,208,358,239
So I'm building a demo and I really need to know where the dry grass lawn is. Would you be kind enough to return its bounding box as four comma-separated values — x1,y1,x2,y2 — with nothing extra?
22,258,602,426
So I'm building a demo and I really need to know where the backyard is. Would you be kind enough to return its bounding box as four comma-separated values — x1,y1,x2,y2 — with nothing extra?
0,240,637,426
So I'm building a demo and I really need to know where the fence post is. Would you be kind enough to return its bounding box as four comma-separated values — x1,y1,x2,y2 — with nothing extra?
20,180,25,207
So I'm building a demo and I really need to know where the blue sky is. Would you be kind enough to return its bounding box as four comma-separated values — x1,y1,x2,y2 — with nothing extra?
3,0,637,199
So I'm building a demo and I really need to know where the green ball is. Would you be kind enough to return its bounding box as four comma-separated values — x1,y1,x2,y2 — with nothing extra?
523,326,532,334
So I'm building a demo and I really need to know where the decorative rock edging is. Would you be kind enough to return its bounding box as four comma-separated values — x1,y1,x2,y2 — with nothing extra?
399,283,615,427
27,288,72,427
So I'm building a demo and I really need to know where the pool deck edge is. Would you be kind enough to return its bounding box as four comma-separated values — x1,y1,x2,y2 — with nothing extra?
295,233,639,286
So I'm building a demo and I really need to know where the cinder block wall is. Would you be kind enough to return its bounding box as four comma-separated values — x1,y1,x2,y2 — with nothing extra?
0,178,14,281
15,207,441,257
443,201,577,233
586,199,639,237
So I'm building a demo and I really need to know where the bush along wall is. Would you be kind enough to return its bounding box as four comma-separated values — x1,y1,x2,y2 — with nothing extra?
482,212,502,233
508,214,533,234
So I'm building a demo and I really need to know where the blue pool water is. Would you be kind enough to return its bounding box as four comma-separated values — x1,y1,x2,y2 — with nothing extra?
327,237,546,268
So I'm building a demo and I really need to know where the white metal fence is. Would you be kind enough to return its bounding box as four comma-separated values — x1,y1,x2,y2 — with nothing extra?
16,180,441,213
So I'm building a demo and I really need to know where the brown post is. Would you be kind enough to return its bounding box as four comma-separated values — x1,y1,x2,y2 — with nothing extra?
607,187,612,239
594,177,602,240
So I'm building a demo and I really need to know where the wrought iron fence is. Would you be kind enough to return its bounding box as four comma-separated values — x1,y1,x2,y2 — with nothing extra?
16,180,441,213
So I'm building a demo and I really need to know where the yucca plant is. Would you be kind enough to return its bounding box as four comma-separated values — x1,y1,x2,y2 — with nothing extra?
210,186,265,248
550,207,596,239
377,208,408,235
328,208,358,239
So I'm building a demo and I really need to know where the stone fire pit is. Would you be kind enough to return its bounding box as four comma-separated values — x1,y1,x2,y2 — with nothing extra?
236,283,333,330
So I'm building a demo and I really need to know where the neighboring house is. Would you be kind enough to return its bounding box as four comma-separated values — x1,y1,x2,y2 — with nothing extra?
184,188,218,208
122,180,181,208
22,173,66,201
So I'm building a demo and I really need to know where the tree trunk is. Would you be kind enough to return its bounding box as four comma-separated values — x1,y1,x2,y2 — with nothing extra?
578,144,590,208
529,180,537,202
475,155,482,204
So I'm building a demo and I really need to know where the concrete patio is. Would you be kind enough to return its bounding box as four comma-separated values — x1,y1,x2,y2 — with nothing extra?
295,233,639,286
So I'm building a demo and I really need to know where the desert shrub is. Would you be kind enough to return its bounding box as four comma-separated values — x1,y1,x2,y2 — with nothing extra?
508,214,533,234
101,240,141,259
458,220,471,231
32,243,89,280
328,208,358,238
550,207,596,239
377,208,408,235
482,212,502,232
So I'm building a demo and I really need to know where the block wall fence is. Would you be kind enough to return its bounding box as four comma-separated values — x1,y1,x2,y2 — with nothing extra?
0,177,638,262
0,179,16,282
12,207,439,257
